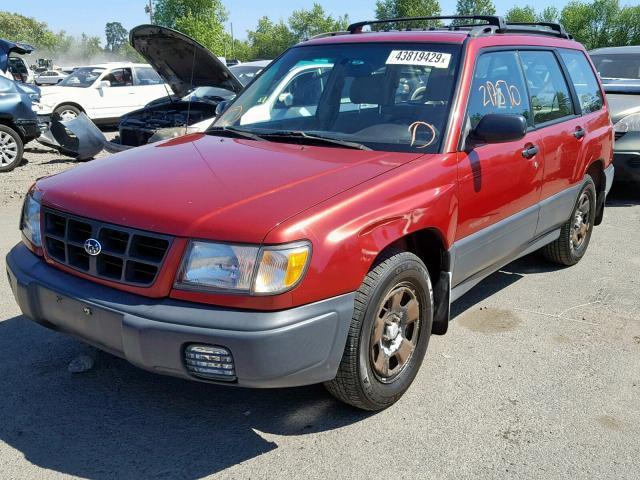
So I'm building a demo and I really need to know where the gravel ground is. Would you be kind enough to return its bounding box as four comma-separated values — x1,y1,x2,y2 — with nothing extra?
0,131,117,207
0,144,638,479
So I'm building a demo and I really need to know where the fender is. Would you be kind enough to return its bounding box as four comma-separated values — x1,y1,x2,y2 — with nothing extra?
265,153,459,309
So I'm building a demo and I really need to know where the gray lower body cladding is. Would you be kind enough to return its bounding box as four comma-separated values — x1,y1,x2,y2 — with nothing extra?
6,243,355,388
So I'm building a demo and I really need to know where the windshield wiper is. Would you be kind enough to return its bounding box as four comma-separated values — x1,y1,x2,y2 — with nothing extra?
207,126,266,142
259,131,371,150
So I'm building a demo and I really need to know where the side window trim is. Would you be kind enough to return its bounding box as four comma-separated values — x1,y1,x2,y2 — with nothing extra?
558,48,604,116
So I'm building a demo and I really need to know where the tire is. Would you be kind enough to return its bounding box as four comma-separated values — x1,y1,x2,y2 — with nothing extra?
0,125,24,173
53,104,81,121
324,251,434,411
543,175,597,266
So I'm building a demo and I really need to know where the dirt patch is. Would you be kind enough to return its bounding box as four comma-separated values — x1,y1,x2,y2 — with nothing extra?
552,334,571,344
458,308,521,334
596,415,624,431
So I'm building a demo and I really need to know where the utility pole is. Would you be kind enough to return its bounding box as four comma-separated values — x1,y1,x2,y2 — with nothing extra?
144,0,153,23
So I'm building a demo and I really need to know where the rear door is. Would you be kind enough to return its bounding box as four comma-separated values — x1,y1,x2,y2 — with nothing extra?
518,50,585,235
454,50,543,286
95,68,139,119
133,66,170,106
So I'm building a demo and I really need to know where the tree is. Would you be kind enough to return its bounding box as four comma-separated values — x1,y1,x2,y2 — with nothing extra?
537,6,559,22
247,17,297,59
375,0,441,19
504,5,537,23
78,33,103,61
289,3,349,39
105,22,128,53
152,0,228,55
0,11,58,49
561,0,620,49
454,0,496,17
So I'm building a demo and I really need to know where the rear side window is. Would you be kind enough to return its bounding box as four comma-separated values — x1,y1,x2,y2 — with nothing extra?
560,49,603,113
135,67,163,86
519,51,574,125
467,51,531,128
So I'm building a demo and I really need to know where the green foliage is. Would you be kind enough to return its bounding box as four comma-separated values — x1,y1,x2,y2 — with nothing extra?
374,0,441,29
289,4,349,39
537,6,559,22
504,5,537,23
105,22,128,53
0,11,58,49
561,0,620,49
247,17,297,60
152,0,228,55
454,0,496,17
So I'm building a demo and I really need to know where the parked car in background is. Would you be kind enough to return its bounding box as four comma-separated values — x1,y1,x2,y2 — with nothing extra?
229,60,272,86
0,39,35,82
590,46,640,184
104,25,243,151
35,70,67,86
7,17,614,410
0,74,40,171
35,62,170,124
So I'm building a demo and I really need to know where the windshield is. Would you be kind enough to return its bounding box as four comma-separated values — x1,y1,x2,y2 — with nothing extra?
591,54,640,81
182,86,235,104
215,43,461,153
59,67,105,87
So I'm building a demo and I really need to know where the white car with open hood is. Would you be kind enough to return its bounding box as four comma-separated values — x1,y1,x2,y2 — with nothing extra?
35,62,171,123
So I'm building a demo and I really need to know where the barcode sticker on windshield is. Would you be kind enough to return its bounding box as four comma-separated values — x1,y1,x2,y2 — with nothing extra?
386,50,451,68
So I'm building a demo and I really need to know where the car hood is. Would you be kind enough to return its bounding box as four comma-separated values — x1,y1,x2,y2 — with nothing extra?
38,134,422,243
0,38,34,73
130,25,243,98
606,92,640,123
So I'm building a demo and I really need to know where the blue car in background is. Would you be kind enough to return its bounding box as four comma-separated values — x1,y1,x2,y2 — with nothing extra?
1,38,41,172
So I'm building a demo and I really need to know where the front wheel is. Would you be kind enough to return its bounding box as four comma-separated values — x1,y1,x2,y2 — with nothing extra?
543,176,597,266
325,251,433,411
0,125,24,172
53,104,81,121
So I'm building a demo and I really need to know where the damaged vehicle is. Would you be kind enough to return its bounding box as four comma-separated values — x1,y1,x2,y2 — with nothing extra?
1,39,35,82
105,25,243,152
0,74,40,171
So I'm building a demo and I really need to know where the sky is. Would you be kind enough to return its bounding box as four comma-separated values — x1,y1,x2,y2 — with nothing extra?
0,0,616,43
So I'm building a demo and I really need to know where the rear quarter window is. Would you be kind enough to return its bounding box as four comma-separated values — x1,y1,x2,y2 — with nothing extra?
560,49,603,114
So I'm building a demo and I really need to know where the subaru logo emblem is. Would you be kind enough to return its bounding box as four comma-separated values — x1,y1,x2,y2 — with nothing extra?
84,238,102,256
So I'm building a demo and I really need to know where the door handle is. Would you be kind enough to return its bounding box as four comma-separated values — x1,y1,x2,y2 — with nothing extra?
521,145,539,159
574,127,586,139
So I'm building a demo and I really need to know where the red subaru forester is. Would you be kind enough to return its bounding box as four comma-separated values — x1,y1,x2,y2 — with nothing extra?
7,16,614,410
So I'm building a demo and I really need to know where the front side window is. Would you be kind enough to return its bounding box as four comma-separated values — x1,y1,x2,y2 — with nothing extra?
560,49,603,114
103,68,133,87
520,51,574,125
215,43,461,153
467,51,531,129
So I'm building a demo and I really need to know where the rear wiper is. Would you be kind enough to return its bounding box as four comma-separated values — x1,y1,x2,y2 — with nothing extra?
207,126,266,142
260,131,371,150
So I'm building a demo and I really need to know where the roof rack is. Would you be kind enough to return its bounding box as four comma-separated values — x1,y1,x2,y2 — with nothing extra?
505,22,572,39
347,16,507,34
346,16,573,39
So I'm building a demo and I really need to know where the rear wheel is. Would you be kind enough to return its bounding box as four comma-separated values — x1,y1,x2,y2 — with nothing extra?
543,176,596,265
324,251,433,411
53,104,81,121
0,125,24,172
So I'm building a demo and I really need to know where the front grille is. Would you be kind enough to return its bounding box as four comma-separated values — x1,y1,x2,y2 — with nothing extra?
615,131,626,141
42,208,172,287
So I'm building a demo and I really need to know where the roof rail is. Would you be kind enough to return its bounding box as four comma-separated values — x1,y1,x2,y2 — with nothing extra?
306,31,350,41
505,22,572,39
347,16,507,34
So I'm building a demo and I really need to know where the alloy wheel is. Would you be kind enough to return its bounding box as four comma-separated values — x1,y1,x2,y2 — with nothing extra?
0,131,18,167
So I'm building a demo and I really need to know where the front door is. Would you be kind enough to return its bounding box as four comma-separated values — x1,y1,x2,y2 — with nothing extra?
453,50,543,286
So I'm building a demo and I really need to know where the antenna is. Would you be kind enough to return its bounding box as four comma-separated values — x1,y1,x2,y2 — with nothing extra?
184,44,197,136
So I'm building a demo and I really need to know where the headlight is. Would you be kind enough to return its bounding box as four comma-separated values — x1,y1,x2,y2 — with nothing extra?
176,240,311,295
20,187,42,248
614,113,640,133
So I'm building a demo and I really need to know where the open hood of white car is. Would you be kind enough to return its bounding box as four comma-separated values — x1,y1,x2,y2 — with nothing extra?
130,25,243,99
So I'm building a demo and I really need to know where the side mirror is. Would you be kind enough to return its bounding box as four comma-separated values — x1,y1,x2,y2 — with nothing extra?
469,114,527,146
96,80,110,89
215,100,229,116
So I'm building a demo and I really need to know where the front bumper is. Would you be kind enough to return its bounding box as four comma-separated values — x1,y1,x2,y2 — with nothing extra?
6,243,354,388
613,132,640,183
15,119,40,142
